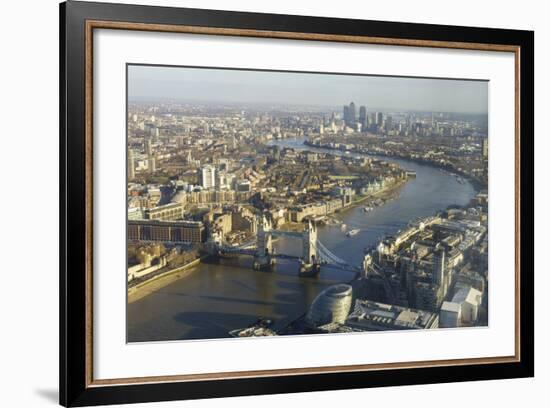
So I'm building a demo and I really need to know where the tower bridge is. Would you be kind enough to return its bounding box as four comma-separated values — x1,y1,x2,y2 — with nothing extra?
215,215,360,275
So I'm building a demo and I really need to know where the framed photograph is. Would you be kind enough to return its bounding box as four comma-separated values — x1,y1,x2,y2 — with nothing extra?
60,1,534,406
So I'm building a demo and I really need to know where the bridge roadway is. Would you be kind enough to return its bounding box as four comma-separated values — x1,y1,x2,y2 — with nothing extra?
217,234,361,273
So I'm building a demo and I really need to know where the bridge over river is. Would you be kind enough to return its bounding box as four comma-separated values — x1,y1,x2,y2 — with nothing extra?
127,137,476,342
215,216,359,275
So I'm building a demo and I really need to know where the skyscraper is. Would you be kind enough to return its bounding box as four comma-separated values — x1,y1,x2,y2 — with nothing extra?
343,102,357,128
385,115,393,132
359,105,367,126
343,105,350,124
368,112,376,128
376,112,384,127
349,102,356,126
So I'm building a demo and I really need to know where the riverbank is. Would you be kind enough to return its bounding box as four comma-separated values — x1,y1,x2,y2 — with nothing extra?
129,139,476,341
350,178,408,207
128,257,202,303
126,178,406,304
303,140,486,192
375,152,486,192
278,178,408,232
326,177,409,221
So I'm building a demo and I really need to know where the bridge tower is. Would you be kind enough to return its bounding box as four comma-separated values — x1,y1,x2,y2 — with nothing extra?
300,221,320,276
253,215,275,270
302,220,318,263
362,254,373,278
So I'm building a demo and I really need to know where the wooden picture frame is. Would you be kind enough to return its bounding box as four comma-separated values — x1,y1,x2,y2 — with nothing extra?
60,1,534,406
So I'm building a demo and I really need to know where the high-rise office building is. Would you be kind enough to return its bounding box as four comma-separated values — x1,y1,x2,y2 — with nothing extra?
149,156,156,173
343,105,350,124
359,105,367,126
385,115,393,132
349,102,356,125
343,102,357,127
368,112,376,128
376,112,384,126
145,139,152,156
200,165,216,189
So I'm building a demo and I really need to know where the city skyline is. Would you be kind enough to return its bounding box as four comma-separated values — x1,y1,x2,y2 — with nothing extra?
127,67,489,342
128,65,489,114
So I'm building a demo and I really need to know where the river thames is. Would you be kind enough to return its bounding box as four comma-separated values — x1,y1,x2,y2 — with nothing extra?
127,138,476,342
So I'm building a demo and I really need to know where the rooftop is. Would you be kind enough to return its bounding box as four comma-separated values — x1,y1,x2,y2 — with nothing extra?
441,301,461,313
452,286,482,306
347,299,438,330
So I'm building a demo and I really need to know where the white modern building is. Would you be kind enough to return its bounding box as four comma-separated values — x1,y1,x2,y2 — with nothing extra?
439,286,483,328
200,165,216,189
453,286,483,324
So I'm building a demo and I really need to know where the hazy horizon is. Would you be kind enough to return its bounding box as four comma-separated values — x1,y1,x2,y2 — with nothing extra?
128,65,488,114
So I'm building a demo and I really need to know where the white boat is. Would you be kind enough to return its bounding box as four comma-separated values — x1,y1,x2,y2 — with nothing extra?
346,229,360,237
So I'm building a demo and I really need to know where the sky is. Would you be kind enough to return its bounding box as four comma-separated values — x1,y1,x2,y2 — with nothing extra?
128,64,488,114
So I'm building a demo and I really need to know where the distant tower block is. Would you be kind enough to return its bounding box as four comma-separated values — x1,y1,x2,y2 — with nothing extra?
359,105,367,127
349,102,356,125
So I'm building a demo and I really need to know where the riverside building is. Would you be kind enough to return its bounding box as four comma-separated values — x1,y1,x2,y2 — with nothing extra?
128,220,206,243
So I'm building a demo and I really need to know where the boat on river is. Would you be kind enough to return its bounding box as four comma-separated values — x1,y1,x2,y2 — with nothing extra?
346,229,360,237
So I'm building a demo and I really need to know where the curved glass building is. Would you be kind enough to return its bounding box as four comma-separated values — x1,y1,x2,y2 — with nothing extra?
306,284,353,328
